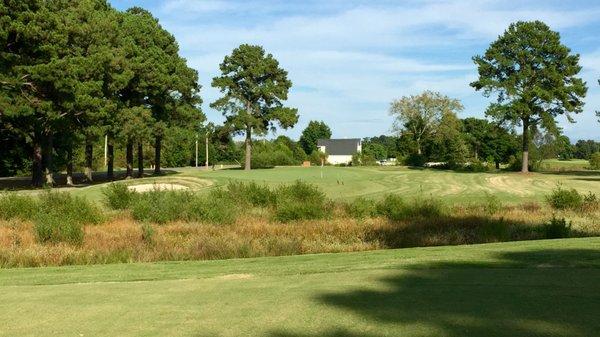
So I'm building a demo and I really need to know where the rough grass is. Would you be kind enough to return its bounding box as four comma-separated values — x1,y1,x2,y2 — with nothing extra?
1,200,598,268
0,238,599,337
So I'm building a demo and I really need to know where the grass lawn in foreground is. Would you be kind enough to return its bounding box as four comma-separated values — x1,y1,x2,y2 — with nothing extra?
1,237,599,337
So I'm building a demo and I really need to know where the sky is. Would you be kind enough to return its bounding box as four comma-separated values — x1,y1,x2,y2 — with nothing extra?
110,0,600,141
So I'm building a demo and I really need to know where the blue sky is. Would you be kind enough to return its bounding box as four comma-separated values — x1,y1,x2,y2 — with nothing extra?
110,0,600,141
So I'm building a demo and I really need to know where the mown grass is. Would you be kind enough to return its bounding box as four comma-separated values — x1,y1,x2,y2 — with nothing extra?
0,238,599,337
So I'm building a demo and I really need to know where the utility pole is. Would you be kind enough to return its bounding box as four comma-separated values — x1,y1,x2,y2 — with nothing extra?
195,134,199,168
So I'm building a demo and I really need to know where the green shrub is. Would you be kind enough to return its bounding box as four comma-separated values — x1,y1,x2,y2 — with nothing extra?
274,181,330,221
34,212,84,245
186,189,238,224
546,185,583,210
482,192,502,215
131,189,192,224
589,152,600,170
226,181,276,207
0,193,37,220
103,183,134,210
376,194,445,221
345,197,377,219
37,191,103,225
141,223,155,244
542,217,571,239
376,194,407,221
407,197,445,218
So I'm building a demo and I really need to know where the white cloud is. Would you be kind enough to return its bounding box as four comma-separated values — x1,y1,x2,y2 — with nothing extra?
147,0,600,140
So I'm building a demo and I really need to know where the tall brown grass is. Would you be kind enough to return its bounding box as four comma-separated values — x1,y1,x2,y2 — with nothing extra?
1,204,598,268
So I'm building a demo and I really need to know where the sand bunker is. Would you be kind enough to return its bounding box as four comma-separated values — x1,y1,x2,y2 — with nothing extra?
127,183,189,193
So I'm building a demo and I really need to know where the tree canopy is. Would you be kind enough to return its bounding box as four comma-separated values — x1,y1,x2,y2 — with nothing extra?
0,0,203,184
471,21,587,173
299,120,332,155
390,91,464,156
211,44,297,170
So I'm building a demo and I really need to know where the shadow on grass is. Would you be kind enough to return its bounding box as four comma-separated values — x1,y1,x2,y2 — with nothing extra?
0,169,179,191
270,248,600,337
366,215,594,249
539,170,599,177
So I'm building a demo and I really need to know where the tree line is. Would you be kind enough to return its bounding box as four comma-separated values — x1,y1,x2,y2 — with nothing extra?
2,6,599,183
1,1,203,185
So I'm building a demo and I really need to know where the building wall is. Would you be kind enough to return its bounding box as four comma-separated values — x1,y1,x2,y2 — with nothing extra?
327,155,353,165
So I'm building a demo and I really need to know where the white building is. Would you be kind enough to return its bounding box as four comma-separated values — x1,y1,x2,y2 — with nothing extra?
317,138,362,165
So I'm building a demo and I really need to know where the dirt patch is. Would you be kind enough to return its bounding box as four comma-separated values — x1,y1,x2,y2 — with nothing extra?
217,274,254,280
128,183,189,193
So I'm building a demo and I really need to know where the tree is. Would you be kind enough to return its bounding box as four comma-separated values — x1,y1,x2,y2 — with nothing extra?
299,121,331,155
211,44,298,171
471,21,587,173
390,91,463,156
462,118,519,168
574,140,600,159
429,112,468,167
362,142,387,161
590,152,600,170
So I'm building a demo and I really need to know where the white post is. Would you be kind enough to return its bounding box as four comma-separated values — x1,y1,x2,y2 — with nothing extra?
205,134,209,168
104,135,108,167
195,134,198,168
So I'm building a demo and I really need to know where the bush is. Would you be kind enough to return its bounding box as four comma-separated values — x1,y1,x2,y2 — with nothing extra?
32,191,100,245
0,193,37,220
34,212,84,245
542,217,571,239
226,181,276,207
376,194,445,221
274,181,330,221
103,183,134,210
463,159,489,172
482,192,502,215
376,194,407,221
131,189,192,224
546,185,583,210
405,153,426,167
186,189,238,224
37,191,103,225
345,197,377,219
141,223,155,244
590,152,600,170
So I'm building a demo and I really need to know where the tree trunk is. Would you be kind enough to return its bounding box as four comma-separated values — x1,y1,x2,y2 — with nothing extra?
84,142,94,182
43,133,55,186
31,133,43,187
107,140,114,181
416,138,422,155
244,126,252,171
521,118,530,173
154,136,162,175
126,141,133,179
495,161,500,170
137,142,144,178
66,146,74,186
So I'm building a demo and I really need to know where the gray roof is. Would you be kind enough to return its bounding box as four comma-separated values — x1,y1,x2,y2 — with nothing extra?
317,138,361,155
